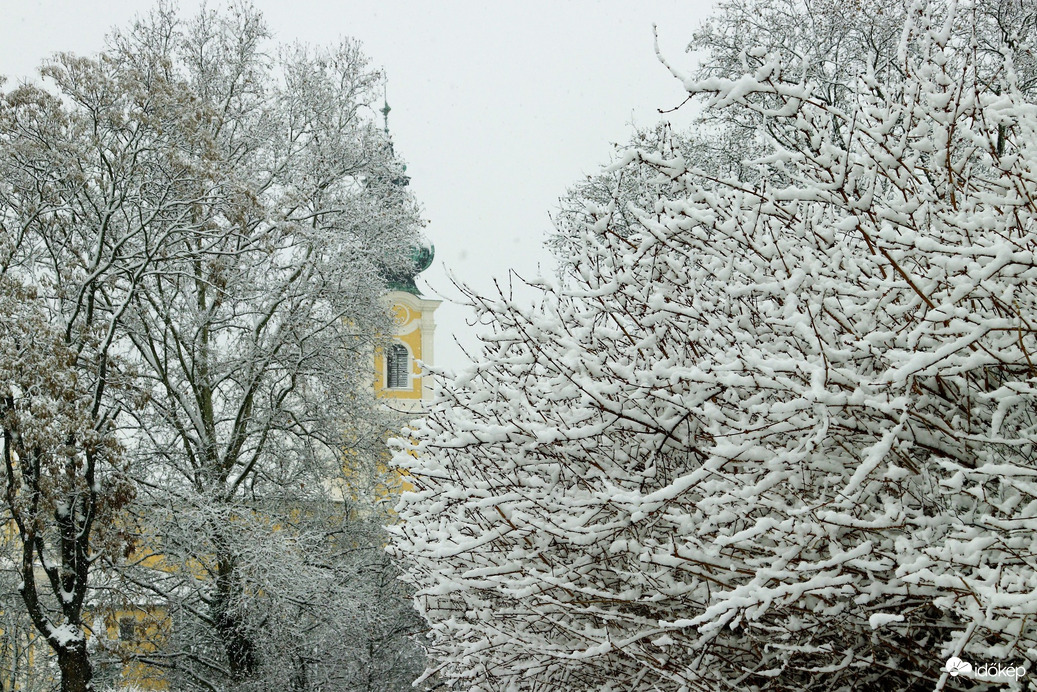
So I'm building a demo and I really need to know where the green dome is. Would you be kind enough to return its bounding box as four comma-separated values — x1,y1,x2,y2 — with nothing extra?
385,238,434,295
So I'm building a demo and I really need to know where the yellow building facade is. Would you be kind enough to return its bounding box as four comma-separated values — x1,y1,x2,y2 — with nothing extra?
375,289,440,411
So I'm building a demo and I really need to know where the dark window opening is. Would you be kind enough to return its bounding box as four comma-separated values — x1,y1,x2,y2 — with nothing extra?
118,617,136,642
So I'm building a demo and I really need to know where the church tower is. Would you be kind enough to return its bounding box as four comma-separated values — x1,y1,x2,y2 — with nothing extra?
373,93,439,409
375,241,439,410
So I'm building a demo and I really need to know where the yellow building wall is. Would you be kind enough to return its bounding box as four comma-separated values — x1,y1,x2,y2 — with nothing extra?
374,291,439,406
374,304,423,401
372,291,439,498
102,607,170,690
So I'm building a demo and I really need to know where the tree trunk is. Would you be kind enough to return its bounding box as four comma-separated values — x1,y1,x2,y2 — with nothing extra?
57,640,93,692
213,549,259,681
215,610,259,681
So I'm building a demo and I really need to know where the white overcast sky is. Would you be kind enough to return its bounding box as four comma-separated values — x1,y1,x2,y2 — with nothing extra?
1,0,716,370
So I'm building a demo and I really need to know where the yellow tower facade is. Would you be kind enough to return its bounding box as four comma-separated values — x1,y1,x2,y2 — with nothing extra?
375,290,440,409
375,241,439,410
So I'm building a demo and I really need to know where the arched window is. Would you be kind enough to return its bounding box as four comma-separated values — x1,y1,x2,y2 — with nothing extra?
386,343,410,389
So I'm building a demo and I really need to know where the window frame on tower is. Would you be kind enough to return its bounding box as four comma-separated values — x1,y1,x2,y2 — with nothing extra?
386,342,410,390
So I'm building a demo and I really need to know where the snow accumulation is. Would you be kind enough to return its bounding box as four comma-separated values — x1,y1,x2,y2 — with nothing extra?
392,2,1037,690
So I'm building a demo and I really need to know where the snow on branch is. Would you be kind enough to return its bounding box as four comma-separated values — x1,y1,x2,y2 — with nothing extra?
394,2,1037,689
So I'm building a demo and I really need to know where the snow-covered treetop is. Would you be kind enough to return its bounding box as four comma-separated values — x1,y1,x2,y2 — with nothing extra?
393,2,1037,689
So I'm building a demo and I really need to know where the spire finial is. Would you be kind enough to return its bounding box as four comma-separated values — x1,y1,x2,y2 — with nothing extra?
381,81,391,136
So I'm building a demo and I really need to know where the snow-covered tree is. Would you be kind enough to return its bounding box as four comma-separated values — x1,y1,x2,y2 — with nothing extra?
0,32,195,686
690,0,1037,129
116,502,425,692
95,6,426,689
0,279,134,692
549,123,758,276
393,2,1037,689
1,4,426,689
